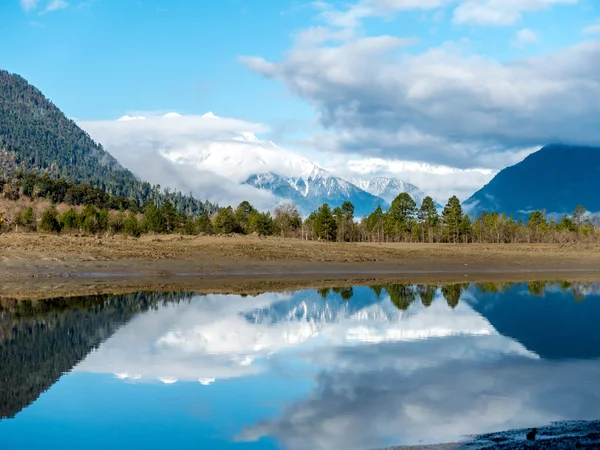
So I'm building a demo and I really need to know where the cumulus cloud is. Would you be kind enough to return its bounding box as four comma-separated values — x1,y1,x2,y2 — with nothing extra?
239,346,600,449
243,35,600,170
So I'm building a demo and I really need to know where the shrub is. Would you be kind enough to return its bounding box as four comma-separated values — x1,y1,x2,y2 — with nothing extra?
60,208,79,231
123,212,141,237
39,208,61,233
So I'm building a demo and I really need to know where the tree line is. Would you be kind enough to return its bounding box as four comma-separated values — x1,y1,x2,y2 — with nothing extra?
1,173,599,243
319,280,591,308
301,193,598,244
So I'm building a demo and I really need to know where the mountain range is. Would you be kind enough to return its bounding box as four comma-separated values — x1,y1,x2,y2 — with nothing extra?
159,126,434,216
3,69,599,218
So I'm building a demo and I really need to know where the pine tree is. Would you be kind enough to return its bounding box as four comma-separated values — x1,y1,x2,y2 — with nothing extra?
386,192,417,241
39,208,61,233
214,207,238,234
442,196,463,243
418,196,438,243
196,210,214,235
313,203,337,241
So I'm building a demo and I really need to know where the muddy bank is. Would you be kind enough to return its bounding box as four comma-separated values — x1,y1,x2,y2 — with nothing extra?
1,234,600,300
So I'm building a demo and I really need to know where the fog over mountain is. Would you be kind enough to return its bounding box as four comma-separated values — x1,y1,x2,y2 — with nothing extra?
80,112,455,215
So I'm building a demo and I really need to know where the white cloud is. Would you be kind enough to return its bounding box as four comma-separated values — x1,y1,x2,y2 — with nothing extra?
340,157,497,201
512,28,540,47
243,37,600,173
317,0,455,29
453,0,578,26
79,112,287,210
313,0,577,29
74,289,531,386
44,0,68,12
20,0,39,11
582,22,600,34
240,349,600,449
80,110,497,204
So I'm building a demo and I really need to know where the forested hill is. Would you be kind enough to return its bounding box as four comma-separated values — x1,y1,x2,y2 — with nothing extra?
0,70,141,194
0,70,215,214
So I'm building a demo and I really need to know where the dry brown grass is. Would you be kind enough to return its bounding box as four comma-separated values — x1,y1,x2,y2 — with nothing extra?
1,233,600,300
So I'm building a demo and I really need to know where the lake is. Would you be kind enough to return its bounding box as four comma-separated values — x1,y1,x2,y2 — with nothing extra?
1,282,600,449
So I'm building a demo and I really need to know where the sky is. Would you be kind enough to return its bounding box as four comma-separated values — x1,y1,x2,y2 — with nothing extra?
1,0,600,205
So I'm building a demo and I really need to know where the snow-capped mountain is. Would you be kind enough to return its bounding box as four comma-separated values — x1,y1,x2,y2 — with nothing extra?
354,177,426,205
130,117,435,215
245,169,386,217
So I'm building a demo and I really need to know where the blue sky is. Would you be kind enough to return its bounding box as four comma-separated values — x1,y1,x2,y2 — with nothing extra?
1,0,600,203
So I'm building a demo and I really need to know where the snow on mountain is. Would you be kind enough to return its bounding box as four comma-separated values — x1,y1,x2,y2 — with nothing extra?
354,177,427,206
245,169,386,217
112,112,435,215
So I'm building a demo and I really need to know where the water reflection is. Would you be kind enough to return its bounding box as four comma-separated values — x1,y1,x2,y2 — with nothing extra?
1,282,600,449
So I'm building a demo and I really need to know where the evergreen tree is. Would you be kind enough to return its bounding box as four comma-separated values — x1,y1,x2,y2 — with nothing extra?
60,208,79,231
418,196,439,243
442,284,464,309
196,210,214,235
417,285,437,307
365,205,384,241
443,196,463,243
235,201,257,234
214,207,238,234
123,212,140,237
183,218,197,235
313,203,337,241
144,202,165,233
159,201,177,232
248,211,274,236
385,192,417,240
39,208,61,233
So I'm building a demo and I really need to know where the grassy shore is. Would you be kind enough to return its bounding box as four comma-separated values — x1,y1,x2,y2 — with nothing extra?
1,234,600,300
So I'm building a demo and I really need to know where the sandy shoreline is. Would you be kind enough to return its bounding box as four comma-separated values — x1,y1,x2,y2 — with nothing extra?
2,234,600,300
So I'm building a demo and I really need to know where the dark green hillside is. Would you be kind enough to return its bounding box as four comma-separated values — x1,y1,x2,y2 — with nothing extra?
0,70,215,214
463,144,600,217
0,70,140,196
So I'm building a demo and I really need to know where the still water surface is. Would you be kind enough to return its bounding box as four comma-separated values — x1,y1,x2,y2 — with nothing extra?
1,282,600,449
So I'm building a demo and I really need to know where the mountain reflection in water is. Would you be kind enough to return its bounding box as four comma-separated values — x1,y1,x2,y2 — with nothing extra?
1,281,600,449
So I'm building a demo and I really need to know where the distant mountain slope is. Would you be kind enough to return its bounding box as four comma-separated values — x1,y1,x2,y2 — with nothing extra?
463,144,600,217
0,70,141,197
245,169,387,217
